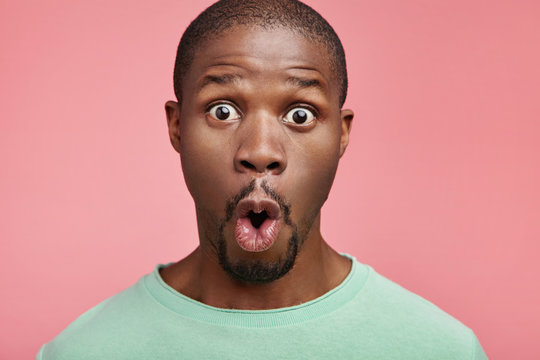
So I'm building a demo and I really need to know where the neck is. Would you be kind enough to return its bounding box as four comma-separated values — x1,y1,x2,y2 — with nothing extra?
160,225,351,310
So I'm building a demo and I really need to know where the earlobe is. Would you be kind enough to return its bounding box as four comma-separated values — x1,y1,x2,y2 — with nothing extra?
339,109,353,157
165,100,182,153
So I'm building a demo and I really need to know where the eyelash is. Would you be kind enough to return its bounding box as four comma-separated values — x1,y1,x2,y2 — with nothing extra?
205,100,239,113
288,104,319,118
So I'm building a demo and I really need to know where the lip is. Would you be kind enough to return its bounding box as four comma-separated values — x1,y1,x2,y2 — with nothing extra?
235,198,281,220
234,197,281,252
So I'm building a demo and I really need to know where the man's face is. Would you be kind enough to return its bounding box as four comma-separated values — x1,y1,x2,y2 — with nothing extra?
166,25,352,283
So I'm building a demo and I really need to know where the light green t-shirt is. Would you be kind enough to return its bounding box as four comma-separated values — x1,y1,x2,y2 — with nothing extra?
37,256,488,359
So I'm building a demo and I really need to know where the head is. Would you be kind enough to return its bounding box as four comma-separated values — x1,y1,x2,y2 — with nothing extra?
165,0,353,283
173,0,348,108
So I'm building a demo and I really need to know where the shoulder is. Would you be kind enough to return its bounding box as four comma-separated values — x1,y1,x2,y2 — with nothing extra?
361,264,467,330
37,274,157,359
343,260,488,358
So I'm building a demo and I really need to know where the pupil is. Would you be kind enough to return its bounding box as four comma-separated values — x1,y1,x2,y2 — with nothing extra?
216,106,230,120
292,110,307,123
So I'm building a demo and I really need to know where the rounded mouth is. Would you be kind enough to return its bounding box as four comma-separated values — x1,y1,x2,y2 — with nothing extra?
234,198,281,252
235,198,281,220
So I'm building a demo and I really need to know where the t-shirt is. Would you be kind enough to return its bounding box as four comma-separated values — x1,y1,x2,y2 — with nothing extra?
37,255,488,359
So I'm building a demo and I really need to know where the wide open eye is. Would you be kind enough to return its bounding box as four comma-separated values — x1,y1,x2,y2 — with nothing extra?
283,107,315,125
207,104,240,121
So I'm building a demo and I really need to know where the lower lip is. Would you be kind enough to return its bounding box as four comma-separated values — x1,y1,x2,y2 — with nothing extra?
235,217,280,252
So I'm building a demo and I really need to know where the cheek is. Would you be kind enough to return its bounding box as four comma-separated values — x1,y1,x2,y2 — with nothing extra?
285,129,342,216
179,125,235,210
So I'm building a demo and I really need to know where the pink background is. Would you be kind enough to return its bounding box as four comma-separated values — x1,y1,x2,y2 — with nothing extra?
1,0,539,358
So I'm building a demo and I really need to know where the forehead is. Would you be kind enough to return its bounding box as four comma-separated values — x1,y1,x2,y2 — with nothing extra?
183,25,338,102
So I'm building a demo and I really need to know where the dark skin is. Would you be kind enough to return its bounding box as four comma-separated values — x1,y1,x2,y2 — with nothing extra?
163,25,354,310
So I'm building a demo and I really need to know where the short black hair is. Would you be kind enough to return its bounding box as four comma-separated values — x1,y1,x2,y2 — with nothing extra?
173,0,348,107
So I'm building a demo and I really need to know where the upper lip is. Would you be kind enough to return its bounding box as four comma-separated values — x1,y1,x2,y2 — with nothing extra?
236,198,280,220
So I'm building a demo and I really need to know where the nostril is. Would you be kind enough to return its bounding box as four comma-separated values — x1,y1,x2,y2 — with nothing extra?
240,160,256,170
237,159,284,173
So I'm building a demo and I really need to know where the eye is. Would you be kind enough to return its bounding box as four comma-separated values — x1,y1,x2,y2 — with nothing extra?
283,107,315,125
207,104,240,121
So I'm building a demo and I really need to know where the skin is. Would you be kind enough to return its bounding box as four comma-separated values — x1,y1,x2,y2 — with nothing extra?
162,25,354,310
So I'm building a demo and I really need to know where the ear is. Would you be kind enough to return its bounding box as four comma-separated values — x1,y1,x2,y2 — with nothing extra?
339,109,354,157
165,100,181,153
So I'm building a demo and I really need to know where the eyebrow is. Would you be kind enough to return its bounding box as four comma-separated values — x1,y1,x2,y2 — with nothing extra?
199,73,242,89
198,74,324,91
286,76,323,90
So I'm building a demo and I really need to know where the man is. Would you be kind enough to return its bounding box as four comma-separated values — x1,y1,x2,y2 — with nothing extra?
37,0,488,358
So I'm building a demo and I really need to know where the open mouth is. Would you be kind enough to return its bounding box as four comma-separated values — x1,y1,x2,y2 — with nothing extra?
247,210,269,228
235,199,281,252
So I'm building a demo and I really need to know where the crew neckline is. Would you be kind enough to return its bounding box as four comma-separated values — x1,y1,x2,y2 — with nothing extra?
143,254,370,328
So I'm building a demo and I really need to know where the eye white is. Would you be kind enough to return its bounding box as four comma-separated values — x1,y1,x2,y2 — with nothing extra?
207,104,240,121
284,107,315,125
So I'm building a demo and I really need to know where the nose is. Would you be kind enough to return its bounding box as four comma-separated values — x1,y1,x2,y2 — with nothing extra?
234,113,287,175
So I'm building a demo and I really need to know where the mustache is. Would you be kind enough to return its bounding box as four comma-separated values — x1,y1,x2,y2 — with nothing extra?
224,179,292,226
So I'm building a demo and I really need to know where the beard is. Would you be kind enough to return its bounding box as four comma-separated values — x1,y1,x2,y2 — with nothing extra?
217,227,299,283
216,180,300,283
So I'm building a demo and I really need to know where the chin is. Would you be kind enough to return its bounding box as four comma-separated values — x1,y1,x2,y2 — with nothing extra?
217,225,299,284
